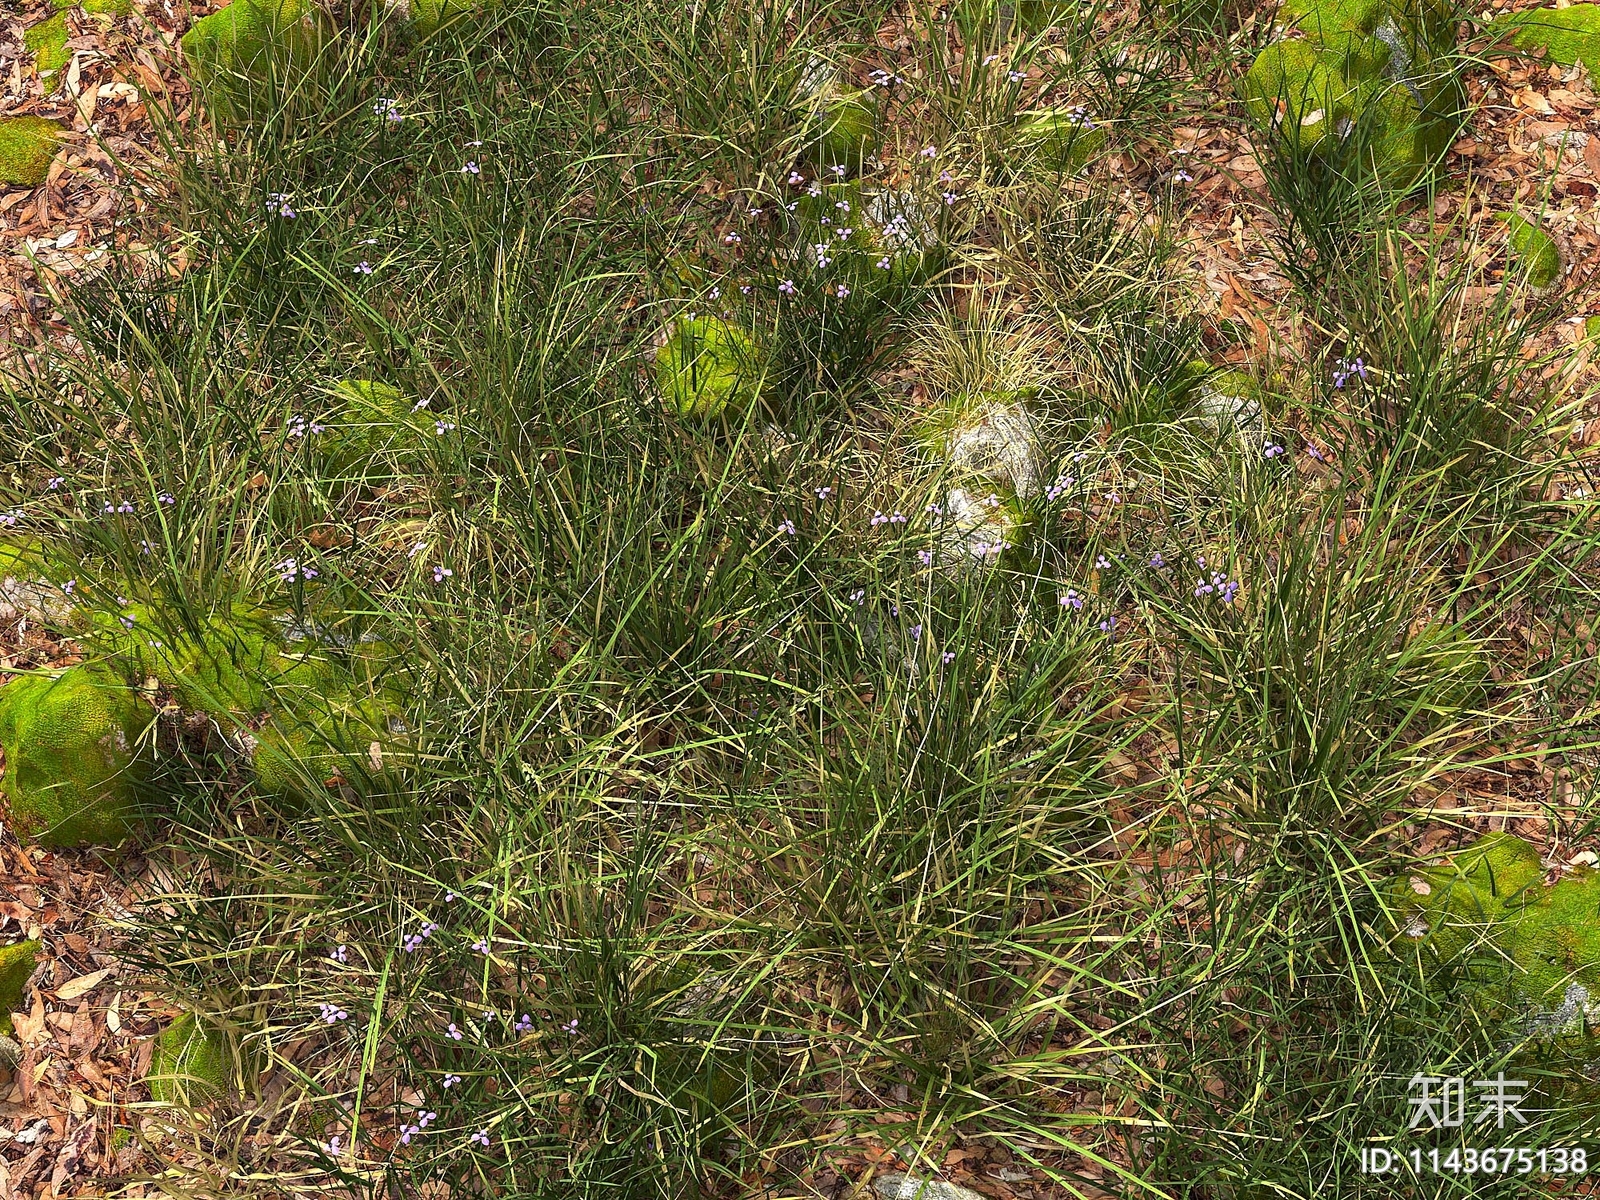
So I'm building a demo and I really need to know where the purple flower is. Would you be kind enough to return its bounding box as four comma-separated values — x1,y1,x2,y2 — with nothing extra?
917,549,933,566
471,1128,491,1147
433,564,454,583
778,279,797,296
318,1002,349,1023
909,624,922,640
942,650,956,664
277,558,318,583
1095,554,1110,569
353,261,373,275
158,491,175,505
1174,169,1193,183
435,420,457,434
399,1123,421,1144
373,96,401,121
47,476,63,490
1008,69,1026,82
461,161,481,175
871,510,888,527
320,1135,342,1155
514,1013,534,1033
1263,442,1284,458
403,920,439,953
877,256,892,270
443,1073,462,1088
849,589,866,605
816,485,832,499
942,191,957,205
1060,590,1083,610
1149,552,1165,568
472,938,490,953
329,944,347,963
1306,443,1328,462
835,283,851,299
831,163,846,177
920,145,937,158
777,518,797,536
562,1016,579,1034
446,1023,463,1040
1099,616,1117,635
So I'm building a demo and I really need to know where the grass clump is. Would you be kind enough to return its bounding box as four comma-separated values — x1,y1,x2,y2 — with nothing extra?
3,0,1600,1193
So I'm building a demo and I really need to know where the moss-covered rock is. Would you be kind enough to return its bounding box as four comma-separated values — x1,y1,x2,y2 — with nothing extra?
0,940,39,1039
0,117,65,189
1395,833,1600,1036
1503,212,1562,290
1190,367,1265,431
90,603,406,803
1499,4,1600,80
148,1012,231,1107
656,316,764,419
0,666,149,846
319,379,433,484
805,90,877,175
27,0,134,76
179,0,320,103
25,14,71,76
1014,107,1106,176
1242,0,1462,191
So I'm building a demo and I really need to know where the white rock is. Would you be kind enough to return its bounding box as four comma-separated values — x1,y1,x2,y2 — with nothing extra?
873,1174,986,1200
942,401,1042,499
935,486,1019,569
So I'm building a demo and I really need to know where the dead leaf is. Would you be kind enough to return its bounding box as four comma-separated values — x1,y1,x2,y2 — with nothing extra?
55,967,112,1001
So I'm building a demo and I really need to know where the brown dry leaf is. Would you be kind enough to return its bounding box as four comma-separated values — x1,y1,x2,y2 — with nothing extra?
54,967,112,1001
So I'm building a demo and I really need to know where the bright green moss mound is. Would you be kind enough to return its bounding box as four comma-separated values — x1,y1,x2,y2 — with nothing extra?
1504,213,1563,290
1242,0,1462,191
148,1012,231,1107
408,0,481,33
0,940,39,1039
322,379,433,482
179,0,317,94
1500,4,1600,79
24,14,70,75
24,0,129,76
91,604,405,803
1396,833,1600,1029
656,317,764,419
806,91,877,175
1014,109,1106,175
0,666,148,846
0,118,65,189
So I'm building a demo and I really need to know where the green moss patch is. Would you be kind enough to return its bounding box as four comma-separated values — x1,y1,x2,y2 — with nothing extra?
1396,833,1600,1035
1499,4,1600,79
656,316,764,419
0,666,150,847
1014,108,1106,176
805,90,877,175
1241,0,1463,191
1503,212,1562,290
179,0,319,103
148,1012,231,1107
0,940,39,1039
0,117,66,189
